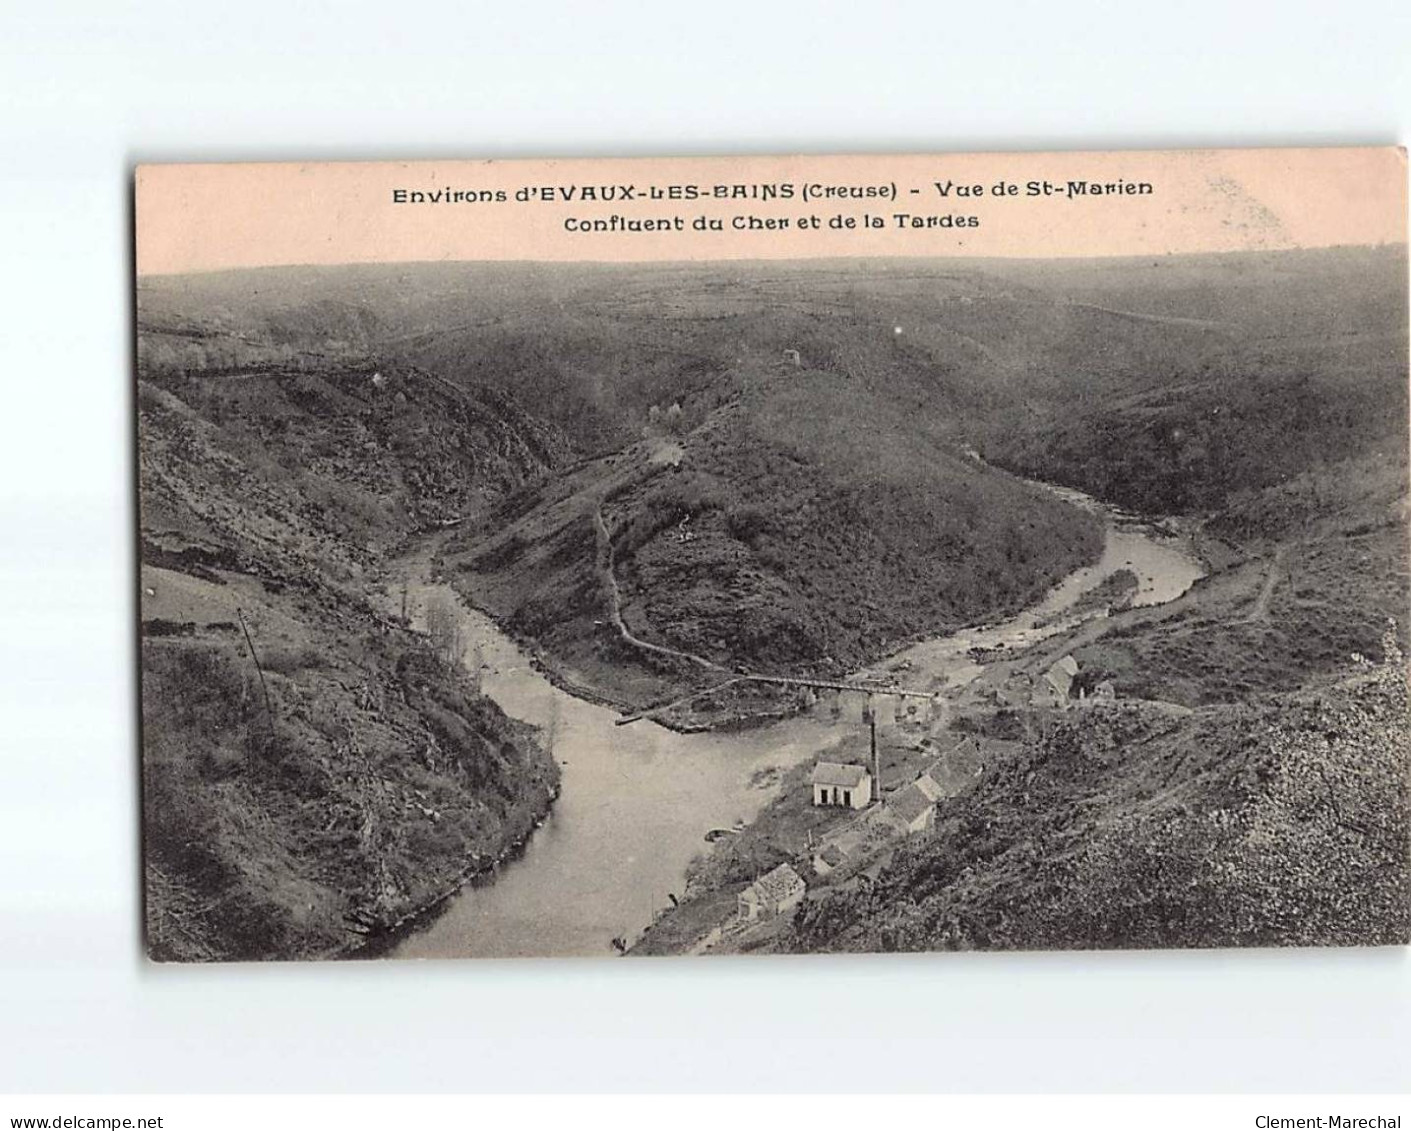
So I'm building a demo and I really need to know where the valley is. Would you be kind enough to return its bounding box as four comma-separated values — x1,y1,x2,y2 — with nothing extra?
136,246,1410,959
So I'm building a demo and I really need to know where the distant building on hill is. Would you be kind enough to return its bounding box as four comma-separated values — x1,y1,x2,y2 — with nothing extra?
1032,654,1080,709
1088,678,1117,704
811,761,873,809
737,863,806,921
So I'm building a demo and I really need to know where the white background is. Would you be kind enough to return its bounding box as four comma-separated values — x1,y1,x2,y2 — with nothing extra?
1,0,1408,1095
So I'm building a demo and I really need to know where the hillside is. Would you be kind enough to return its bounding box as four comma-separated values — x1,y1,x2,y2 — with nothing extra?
137,248,1409,958
788,657,1409,953
637,444,1410,956
137,248,1408,726
137,296,571,961
439,359,1101,717
140,247,1408,521
978,247,1409,512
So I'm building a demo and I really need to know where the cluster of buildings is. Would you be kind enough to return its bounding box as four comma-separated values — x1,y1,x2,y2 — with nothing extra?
729,661,1122,932
724,644,1127,938
734,738,962,927
989,653,1117,711
798,686,946,730
807,733,1003,878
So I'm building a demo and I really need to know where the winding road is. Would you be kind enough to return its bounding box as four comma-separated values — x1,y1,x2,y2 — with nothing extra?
592,504,725,674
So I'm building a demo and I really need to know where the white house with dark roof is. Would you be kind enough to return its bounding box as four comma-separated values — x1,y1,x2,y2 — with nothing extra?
811,761,873,809
737,863,806,921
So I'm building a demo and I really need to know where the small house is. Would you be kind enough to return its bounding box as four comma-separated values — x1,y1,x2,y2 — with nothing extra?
811,761,873,809
883,782,936,835
916,736,987,801
1033,655,1080,709
737,863,806,921
915,764,948,804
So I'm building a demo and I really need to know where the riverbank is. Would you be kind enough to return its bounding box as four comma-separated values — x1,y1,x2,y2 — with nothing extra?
385,568,844,959
141,558,561,963
377,479,1209,960
348,780,558,958
624,490,1210,956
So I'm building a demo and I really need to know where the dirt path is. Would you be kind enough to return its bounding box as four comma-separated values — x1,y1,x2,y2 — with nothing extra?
592,504,726,675
1064,300,1230,331
1244,547,1285,622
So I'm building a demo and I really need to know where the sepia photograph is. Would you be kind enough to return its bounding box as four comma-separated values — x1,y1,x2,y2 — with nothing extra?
6,0,1411,1111
133,151,1409,963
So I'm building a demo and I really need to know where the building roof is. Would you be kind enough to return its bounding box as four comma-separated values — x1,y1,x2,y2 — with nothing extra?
915,772,946,803
886,783,936,826
743,863,806,905
811,761,870,788
1042,656,1079,698
816,844,848,868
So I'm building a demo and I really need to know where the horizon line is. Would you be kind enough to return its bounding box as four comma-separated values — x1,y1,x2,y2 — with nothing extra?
134,240,1411,281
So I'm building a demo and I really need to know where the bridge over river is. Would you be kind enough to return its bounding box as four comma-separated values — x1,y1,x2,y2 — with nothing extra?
614,671,940,727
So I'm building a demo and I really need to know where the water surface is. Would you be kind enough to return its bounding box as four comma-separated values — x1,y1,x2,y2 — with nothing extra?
393,487,1204,959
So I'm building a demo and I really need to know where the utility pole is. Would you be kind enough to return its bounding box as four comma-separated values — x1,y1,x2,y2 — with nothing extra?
236,606,275,738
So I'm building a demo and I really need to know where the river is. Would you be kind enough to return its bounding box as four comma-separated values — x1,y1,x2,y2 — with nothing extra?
392,581,841,959
391,489,1204,960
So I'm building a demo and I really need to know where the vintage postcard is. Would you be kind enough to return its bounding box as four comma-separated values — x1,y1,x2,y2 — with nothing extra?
134,148,1409,962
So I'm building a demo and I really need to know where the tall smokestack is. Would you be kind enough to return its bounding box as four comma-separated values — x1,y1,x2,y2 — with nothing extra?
871,718,880,802
868,697,881,802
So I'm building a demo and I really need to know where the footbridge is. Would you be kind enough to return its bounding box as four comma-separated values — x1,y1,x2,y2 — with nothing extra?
614,671,938,727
